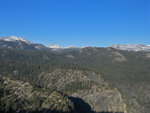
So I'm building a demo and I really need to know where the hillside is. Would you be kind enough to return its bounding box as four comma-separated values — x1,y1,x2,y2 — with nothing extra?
0,46,150,113
0,76,75,113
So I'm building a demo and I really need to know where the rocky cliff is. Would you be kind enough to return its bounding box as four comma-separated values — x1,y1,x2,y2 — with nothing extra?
36,68,128,113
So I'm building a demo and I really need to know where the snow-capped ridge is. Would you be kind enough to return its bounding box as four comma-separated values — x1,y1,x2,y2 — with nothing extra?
110,44,150,51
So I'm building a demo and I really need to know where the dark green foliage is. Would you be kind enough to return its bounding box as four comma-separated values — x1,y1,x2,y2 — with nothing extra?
1,47,150,85
0,47,150,87
63,81,94,92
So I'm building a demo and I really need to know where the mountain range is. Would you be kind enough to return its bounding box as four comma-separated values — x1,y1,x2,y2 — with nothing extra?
0,36,80,52
0,36,150,113
1,36,150,52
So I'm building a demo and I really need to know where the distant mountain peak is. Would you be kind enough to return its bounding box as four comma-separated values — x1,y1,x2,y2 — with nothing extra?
47,45,64,49
0,36,32,44
0,36,49,50
47,44,76,49
110,44,150,51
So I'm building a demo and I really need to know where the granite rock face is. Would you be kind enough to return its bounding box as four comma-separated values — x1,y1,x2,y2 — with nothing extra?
37,68,128,113
71,85,127,113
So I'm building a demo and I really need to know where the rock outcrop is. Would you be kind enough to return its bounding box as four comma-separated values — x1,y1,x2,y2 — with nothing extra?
0,76,75,113
37,68,128,113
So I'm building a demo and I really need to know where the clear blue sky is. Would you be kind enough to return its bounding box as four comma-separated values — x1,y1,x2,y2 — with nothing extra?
0,0,150,47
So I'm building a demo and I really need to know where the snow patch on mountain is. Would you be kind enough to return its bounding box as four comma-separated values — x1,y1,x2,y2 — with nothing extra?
47,45,77,49
47,44,85,52
0,36,32,44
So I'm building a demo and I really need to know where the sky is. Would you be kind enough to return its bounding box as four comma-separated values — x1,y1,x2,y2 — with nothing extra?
0,0,150,47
